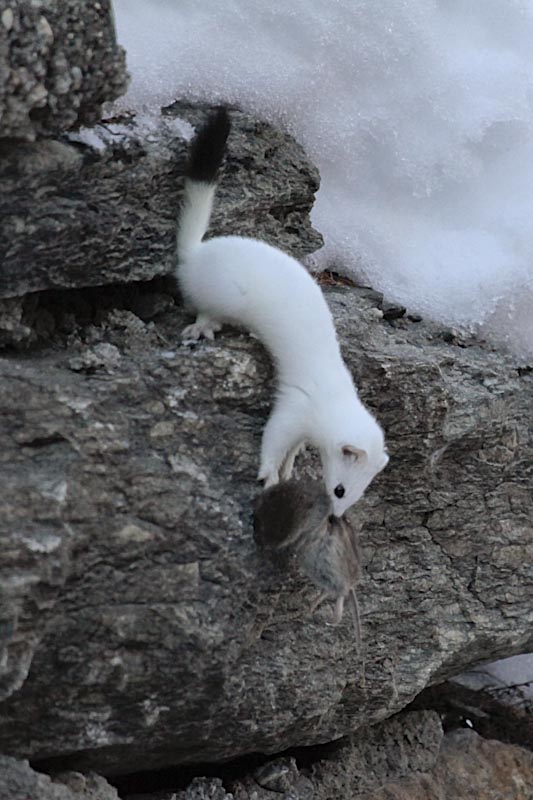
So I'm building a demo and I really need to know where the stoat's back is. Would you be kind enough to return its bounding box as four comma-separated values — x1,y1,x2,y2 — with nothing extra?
179,233,344,381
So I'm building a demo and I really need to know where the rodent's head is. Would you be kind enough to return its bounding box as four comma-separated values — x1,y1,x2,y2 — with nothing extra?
323,440,389,517
253,480,330,549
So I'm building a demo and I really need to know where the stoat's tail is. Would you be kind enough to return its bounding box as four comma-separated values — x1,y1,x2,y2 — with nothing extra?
176,107,231,261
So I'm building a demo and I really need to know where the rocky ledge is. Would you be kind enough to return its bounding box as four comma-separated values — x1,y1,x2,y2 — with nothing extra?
0,103,322,347
0,272,531,775
0,26,532,787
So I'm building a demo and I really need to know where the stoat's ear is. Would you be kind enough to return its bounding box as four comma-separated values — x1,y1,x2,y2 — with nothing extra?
379,451,390,470
342,444,367,461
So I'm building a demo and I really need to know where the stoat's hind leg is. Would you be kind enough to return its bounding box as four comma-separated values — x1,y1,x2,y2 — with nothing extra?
181,313,222,341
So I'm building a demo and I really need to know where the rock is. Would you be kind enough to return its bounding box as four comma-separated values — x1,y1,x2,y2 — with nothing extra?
354,729,533,799
381,300,406,321
0,296,31,347
254,757,300,793
0,105,322,306
120,710,533,800
181,778,233,800
410,679,533,750
0,755,118,800
120,710,441,800
0,284,531,774
67,342,121,373
0,0,127,140
309,710,442,798
0,496,71,702
126,778,234,800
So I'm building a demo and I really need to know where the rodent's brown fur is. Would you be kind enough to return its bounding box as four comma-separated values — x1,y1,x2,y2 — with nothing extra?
253,480,363,650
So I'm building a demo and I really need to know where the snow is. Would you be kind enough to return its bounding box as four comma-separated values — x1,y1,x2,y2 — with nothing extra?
111,0,533,360
67,116,194,150
455,653,533,701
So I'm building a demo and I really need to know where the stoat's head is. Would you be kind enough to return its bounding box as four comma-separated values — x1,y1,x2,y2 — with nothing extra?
323,430,389,517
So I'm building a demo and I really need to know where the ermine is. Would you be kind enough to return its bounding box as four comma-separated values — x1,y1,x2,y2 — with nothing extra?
253,480,363,650
176,108,388,516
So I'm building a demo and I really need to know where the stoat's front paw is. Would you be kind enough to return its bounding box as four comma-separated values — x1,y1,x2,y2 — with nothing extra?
181,317,221,342
257,465,280,488
279,454,297,481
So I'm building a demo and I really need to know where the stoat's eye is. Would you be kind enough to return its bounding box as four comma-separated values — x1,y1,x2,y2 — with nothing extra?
334,484,345,498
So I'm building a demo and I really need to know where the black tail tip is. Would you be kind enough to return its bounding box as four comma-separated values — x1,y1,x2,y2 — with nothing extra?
186,106,231,184
210,106,231,133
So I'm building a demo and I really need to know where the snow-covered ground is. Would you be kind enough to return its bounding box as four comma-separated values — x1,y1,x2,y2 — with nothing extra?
111,0,533,359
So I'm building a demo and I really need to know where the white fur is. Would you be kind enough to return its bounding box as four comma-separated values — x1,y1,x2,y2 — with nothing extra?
176,179,388,516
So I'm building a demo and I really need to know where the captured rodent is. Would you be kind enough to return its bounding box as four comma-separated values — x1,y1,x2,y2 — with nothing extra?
253,480,363,651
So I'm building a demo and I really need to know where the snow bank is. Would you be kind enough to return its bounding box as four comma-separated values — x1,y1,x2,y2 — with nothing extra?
112,0,533,359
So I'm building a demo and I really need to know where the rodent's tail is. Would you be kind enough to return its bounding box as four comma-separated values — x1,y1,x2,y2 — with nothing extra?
348,589,363,654
176,107,231,261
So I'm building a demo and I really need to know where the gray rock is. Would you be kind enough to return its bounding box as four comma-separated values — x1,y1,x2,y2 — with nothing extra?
0,284,531,774
0,0,127,140
380,300,406,321
309,710,442,797
0,295,31,346
0,105,322,307
112,712,533,800
183,710,441,800
353,728,533,799
67,342,121,373
254,757,300,793
0,489,71,702
0,755,118,800
183,778,233,800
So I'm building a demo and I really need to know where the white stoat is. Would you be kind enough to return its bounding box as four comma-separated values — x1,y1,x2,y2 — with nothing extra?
176,108,388,517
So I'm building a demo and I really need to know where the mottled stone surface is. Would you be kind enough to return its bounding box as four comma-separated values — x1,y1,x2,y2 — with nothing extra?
307,710,442,799
121,710,442,800
356,729,533,800
0,755,118,800
0,0,127,140
119,711,533,800
0,105,322,306
0,283,531,774
0,515,71,702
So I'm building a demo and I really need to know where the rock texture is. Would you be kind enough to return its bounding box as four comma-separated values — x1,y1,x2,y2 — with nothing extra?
356,729,533,800
0,507,71,701
307,709,442,800
0,0,127,140
119,712,533,800
0,105,322,305
0,755,118,800
159,710,443,800
2,5,529,784
0,281,531,774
